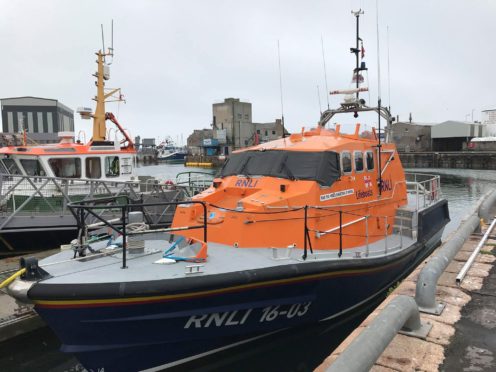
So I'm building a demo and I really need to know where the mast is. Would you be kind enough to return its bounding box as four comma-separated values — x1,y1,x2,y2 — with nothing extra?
350,9,367,118
92,51,107,141
353,10,362,101
89,22,123,143
376,0,383,196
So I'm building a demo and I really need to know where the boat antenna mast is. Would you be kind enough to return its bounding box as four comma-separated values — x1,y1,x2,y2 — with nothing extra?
277,40,286,138
351,9,367,118
375,0,383,195
84,21,125,143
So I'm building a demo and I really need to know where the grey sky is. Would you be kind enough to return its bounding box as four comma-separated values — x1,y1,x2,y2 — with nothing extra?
1,0,494,142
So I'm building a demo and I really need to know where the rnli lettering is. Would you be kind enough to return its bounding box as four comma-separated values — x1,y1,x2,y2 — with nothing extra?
320,189,354,202
183,301,312,329
184,309,252,329
234,179,259,188
380,179,393,192
356,189,373,199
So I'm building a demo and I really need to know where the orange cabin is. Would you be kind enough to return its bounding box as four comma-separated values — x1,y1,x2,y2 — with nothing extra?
172,126,407,251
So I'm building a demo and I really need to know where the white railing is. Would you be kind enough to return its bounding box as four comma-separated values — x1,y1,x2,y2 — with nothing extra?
0,173,204,231
405,172,442,210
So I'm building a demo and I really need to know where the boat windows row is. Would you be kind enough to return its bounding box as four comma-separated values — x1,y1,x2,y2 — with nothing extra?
340,151,375,174
0,156,133,179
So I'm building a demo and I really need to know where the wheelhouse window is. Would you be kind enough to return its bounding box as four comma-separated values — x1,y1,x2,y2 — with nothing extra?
49,158,81,178
1,159,22,175
341,152,352,174
354,152,364,172
20,159,46,176
105,156,120,177
219,150,340,187
86,157,101,179
366,151,374,171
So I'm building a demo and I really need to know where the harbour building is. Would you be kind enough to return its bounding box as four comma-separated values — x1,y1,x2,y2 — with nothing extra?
1,97,74,144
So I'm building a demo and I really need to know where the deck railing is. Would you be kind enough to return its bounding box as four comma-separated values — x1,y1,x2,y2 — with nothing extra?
61,172,441,264
405,172,441,209
69,196,208,269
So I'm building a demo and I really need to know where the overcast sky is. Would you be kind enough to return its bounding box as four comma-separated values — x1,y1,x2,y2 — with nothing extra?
1,0,494,143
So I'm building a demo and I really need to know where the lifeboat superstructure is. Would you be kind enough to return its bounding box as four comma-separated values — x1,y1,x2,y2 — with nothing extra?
174,125,406,251
0,45,136,184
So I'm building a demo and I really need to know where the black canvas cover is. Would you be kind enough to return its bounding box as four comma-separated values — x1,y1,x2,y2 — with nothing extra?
219,150,340,186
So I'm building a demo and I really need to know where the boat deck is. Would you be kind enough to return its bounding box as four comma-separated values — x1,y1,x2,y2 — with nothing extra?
39,230,416,285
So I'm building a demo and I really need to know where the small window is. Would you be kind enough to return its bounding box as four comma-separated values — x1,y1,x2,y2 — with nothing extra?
272,130,276,135
265,130,268,136
237,113,242,119
86,157,101,179
341,152,352,173
105,156,120,177
20,159,46,176
49,158,81,178
244,114,249,119
1,159,22,175
256,129,260,134
354,152,364,172
366,151,374,171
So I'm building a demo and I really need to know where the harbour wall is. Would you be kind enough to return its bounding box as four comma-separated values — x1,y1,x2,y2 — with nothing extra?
399,151,496,169
318,191,496,371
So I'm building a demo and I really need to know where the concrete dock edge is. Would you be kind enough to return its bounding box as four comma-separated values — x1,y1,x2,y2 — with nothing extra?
317,191,496,372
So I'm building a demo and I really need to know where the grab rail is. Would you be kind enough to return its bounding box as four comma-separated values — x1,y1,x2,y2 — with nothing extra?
68,197,208,269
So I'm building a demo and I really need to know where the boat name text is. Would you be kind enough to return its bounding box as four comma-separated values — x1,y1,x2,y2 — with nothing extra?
235,179,259,188
356,189,373,199
320,189,354,202
184,301,312,329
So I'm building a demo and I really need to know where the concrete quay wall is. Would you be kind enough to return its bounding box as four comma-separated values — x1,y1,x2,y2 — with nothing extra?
399,151,496,170
317,213,496,371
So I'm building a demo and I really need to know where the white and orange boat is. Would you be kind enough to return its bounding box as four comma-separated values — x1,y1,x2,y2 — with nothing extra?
0,42,189,255
5,12,449,372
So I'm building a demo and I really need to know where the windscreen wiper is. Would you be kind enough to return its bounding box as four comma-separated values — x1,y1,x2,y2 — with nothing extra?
238,157,251,179
280,156,295,181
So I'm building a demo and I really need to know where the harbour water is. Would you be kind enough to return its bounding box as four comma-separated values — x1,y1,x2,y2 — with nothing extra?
1,165,495,372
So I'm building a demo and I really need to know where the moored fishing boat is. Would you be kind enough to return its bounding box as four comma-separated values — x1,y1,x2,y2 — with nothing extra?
156,138,187,162
4,11,450,371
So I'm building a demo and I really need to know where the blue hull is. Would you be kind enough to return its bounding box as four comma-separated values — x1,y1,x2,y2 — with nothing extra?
35,240,438,371
157,153,186,162
32,201,449,371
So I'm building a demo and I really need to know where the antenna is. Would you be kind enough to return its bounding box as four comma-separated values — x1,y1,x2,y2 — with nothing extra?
321,36,330,110
277,40,286,138
317,85,322,114
375,0,383,196
111,19,114,53
101,24,105,61
387,25,391,112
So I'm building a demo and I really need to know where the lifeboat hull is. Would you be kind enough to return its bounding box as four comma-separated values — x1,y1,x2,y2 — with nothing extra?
28,205,446,372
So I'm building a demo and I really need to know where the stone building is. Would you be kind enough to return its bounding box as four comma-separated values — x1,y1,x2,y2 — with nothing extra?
390,121,433,152
212,98,252,153
210,98,288,155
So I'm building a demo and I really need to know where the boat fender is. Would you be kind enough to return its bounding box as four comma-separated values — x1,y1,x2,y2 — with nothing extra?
19,257,50,281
